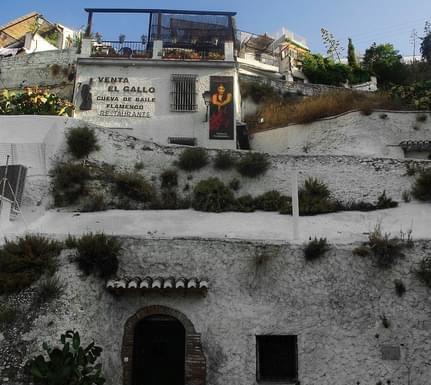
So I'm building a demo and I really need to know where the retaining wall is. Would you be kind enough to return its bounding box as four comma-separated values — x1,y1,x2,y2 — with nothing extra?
2,237,429,385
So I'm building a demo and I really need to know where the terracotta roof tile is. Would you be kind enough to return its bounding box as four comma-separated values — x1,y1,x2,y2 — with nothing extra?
106,276,209,294
400,140,431,152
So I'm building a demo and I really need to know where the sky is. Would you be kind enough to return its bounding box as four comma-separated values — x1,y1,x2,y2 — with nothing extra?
2,0,430,57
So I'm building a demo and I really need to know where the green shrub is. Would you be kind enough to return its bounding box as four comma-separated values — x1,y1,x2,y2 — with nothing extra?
214,152,236,170
355,226,408,269
376,191,398,209
352,245,371,257
82,193,108,212
134,161,144,170
178,147,208,171
66,127,99,159
51,162,90,206
416,256,431,288
160,169,178,189
0,303,17,325
416,113,428,122
368,227,406,268
240,81,278,103
0,235,61,294
36,275,64,304
158,190,190,210
349,67,371,85
229,178,241,191
412,169,431,201
64,234,78,249
73,233,121,278
233,195,256,212
299,177,336,215
254,191,290,212
304,237,330,261
114,171,155,202
95,163,116,182
302,53,354,86
192,178,234,212
236,153,270,178
340,200,376,212
28,330,105,385
390,81,431,110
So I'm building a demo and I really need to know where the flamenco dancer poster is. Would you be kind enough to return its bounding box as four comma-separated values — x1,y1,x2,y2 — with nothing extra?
209,76,234,140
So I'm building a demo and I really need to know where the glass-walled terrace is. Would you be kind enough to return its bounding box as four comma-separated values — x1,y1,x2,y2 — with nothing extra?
85,8,236,61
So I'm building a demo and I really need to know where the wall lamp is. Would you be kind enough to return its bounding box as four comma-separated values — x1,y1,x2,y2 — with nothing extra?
202,91,211,122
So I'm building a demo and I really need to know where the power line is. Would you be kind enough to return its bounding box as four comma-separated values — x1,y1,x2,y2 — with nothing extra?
338,15,430,41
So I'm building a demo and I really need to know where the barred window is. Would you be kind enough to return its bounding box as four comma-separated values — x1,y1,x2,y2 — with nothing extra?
171,74,197,112
256,335,298,383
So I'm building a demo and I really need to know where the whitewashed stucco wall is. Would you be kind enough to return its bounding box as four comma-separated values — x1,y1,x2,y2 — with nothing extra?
1,119,430,209
251,110,431,158
17,237,431,385
73,59,240,150
86,127,430,204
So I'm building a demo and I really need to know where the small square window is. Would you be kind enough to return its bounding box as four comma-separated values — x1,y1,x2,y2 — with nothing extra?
170,74,197,112
256,335,298,383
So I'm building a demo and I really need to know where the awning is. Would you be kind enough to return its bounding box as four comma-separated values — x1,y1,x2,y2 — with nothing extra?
106,276,208,294
399,140,431,152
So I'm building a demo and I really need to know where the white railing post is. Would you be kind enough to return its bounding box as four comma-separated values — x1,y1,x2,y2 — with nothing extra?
81,38,93,57
152,40,163,59
224,41,234,61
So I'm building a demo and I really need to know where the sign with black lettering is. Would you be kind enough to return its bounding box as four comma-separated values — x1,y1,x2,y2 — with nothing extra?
82,77,156,119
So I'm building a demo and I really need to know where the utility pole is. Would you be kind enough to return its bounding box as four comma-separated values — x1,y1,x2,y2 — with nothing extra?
410,29,418,62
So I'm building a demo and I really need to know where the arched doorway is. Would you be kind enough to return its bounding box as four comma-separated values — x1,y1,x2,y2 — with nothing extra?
133,315,185,385
122,305,206,385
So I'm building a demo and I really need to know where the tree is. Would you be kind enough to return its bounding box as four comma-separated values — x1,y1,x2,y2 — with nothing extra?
347,38,358,67
421,32,431,63
302,53,351,86
363,43,406,88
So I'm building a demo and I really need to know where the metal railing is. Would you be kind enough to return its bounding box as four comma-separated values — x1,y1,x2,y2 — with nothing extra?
90,40,226,60
162,46,225,60
91,41,151,58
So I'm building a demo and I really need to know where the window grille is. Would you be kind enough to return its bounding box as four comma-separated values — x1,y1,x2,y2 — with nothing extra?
256,335,298,383
171,74,197,112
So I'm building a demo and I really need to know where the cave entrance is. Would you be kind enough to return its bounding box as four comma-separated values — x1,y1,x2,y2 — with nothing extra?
133,314,185,385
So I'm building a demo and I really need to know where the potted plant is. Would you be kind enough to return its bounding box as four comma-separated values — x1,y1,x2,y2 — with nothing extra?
189,51,201,60
208,52,225,60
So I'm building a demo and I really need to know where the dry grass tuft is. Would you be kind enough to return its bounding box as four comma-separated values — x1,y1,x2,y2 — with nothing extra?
247,91,395,132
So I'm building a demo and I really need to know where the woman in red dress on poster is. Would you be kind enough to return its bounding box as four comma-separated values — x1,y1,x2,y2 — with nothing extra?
209,83,233,137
